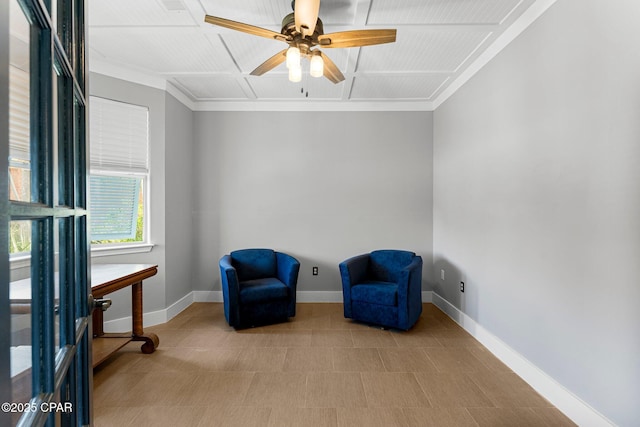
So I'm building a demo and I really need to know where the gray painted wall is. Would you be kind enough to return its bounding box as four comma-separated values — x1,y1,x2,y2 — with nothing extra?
164,93,195,305
90,73,196,319
432,1,640,425
192,111,434,295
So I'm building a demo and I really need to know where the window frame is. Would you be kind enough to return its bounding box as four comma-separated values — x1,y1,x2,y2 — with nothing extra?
88,95,152,253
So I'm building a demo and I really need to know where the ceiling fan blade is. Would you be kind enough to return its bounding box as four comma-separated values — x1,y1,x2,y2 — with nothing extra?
294,0,320,37
250,49,288,76
318,29,397,48
204,15,286,41
320,52,345,84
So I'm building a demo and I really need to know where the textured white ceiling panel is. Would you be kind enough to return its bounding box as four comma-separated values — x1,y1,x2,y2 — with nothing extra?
248,75,344,99
87,0,551,107
367,0,524,25
350,75,448,100
90,28,236,73
320,49,350,73
199,0,357,27
198,0,291,27
89,0,197,26
173,75,248,99
219,33,290,74
318,0,359,25
357,30,491,72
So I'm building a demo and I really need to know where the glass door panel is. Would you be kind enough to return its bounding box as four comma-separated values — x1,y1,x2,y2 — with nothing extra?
56,60,73,208
4,0,90,426
8,1,31,203
9,220,34,426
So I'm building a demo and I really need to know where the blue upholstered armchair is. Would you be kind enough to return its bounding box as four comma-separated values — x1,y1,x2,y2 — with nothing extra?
219,249,300,328
339,250,423,330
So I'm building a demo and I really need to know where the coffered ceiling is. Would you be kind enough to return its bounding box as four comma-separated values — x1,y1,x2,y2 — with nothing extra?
87,0,555,110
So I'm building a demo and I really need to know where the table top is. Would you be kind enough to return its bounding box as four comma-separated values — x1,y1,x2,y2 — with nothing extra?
10,263,158,303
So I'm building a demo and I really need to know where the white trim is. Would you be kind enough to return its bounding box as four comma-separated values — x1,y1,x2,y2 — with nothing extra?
165,80,196,110
90,243,154,258
103,306,166,332
103,291,194,331
9,254,30,270
190,100,434,112
297,291,343,302
430,292,615,427
193,290,432,303
431,0,558,109
165,292,195,320
103,290,435,329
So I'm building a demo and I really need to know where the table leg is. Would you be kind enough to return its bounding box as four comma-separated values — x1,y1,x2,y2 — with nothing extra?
130,281,159,354
93,308,104,337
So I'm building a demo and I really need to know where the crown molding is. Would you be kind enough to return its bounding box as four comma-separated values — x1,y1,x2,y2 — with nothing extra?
88,59,436,112
190,99,434,112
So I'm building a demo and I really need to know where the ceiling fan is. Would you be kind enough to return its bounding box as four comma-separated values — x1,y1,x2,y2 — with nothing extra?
204,0,397,84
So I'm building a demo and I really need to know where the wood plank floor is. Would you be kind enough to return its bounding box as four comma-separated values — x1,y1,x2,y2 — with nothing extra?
93,303,576,426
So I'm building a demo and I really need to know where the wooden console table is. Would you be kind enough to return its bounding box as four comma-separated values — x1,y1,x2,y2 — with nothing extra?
9,263,160,370
91,263,159,367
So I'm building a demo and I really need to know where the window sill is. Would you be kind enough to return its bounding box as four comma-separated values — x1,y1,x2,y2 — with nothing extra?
9,255,31,270
91,243,155,258
9,244,155,270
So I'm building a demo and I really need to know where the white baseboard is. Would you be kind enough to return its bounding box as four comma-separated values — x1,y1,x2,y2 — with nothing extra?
191,290,434,304
104,290,434,329
430,292,614,427
297,291,343,302
103,292,195,331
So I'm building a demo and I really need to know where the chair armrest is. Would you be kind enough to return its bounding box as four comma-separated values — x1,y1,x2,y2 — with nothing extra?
219,255,240,326
339,254,369,319
339,254,369,288
276,252,301,289
397,256,423,329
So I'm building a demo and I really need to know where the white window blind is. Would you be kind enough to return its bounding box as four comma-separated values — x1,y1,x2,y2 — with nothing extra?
89,96,149,242
89,96,149,173
9,65,30,162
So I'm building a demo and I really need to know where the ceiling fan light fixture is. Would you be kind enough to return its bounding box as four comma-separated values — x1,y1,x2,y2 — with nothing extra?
289,64,302,82
310,53,324,78
286,46,301,69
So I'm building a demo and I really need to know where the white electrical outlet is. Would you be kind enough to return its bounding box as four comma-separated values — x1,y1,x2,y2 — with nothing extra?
440,269,445,280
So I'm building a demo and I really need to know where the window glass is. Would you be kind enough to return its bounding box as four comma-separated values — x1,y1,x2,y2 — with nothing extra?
90,175,144,242
8,1,31,203
9,221,35,425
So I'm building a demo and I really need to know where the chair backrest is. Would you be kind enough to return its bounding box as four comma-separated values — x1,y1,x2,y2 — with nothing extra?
230,248,277,281
369,250,416,282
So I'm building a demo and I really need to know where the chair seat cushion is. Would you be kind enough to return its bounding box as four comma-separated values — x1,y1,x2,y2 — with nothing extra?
239,277,289,304
351,282,398,307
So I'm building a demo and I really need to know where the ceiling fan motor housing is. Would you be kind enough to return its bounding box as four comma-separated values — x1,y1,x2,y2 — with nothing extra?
282,13,324,41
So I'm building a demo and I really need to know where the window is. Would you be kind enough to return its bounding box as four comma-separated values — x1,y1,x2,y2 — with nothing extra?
89,96,149,247
8,7,32,257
